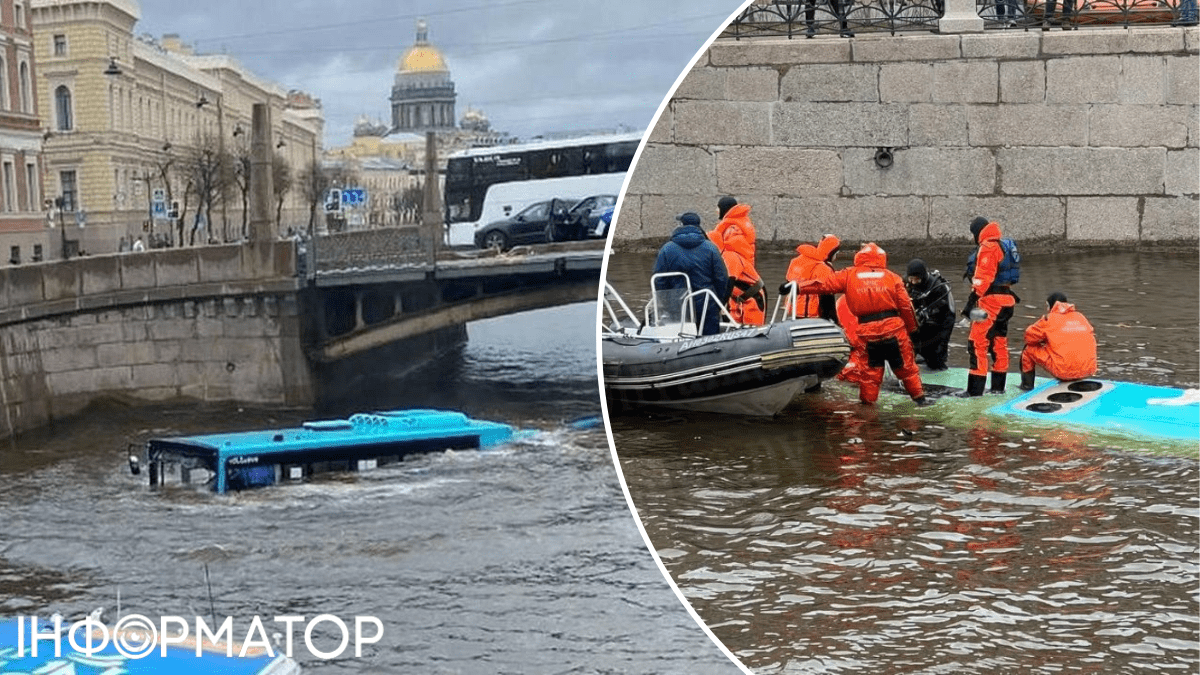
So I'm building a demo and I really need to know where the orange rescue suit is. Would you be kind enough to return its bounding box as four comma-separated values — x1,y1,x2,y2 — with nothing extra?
784,235,840,320
835,295,869,386
709,204,765,325
798,243,923,404
1020,301,1097,380
968,221,1018,377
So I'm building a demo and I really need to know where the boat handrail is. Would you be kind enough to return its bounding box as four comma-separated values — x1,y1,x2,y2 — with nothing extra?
602,282,641,337
644,272,738,338
770,282,802,324
644,272,693,329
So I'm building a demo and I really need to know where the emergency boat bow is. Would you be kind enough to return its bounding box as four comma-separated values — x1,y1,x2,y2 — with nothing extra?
602,274,849,416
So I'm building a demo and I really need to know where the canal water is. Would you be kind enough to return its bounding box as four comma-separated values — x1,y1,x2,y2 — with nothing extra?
605,248,1199,674
0,302,740,674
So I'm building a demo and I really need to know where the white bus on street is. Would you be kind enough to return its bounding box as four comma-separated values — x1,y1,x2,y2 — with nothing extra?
444,131,640,243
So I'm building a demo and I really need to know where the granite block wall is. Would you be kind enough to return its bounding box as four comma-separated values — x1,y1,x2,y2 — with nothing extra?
617,28,1200,249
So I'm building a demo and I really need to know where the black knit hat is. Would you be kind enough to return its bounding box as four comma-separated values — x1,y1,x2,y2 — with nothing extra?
1047,291,1068,308
906,258,928,280
717,196,738,219
969,216,989,242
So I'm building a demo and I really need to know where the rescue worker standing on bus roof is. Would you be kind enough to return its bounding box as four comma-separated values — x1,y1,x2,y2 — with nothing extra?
1018,292,1097,390
962,216,1018,396
796,242,931,407
708,197,766,325
905,258,955,371
781,234,841,321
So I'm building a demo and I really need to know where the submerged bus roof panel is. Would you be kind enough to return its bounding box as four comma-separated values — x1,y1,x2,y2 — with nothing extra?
145,409,514,493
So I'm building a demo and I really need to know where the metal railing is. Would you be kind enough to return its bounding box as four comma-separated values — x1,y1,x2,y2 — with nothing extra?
305,227,433,278
722,0,943,37
979,0,1195,28
720,0,1194,38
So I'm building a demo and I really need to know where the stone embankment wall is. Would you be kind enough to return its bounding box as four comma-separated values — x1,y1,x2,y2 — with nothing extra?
616,28,1199,250
0,243,312,439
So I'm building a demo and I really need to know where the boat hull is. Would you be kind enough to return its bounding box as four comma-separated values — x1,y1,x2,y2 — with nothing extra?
603,319,849,416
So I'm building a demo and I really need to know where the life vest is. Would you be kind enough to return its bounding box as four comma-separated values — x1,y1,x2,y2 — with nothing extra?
965,238,1020,286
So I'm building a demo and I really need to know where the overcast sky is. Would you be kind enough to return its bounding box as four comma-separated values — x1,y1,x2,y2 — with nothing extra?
133,0,747,148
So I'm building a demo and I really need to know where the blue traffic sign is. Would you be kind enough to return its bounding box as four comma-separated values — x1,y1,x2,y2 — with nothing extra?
341,188,366,205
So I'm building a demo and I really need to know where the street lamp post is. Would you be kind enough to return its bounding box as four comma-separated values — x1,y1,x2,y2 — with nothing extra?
55,196,67,259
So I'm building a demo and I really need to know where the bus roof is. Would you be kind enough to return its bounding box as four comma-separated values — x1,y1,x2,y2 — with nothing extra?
448,130,644,160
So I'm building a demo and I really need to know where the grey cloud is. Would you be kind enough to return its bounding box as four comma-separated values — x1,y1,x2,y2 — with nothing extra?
134,0,744,146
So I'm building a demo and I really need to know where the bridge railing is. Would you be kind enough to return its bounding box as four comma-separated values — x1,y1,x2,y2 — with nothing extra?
305,227,434,278
720,0,1193,37
0,242,298,325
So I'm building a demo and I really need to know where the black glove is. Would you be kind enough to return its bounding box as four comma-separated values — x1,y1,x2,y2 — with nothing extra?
780,281,796,296
723,277,737,304
960,291,978,319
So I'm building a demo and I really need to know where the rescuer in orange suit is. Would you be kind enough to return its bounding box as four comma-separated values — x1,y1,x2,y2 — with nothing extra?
1018,292,1098,390
962,217,1018,397
834,295,869,386
709,197,765,325
782,234,841,320
796,242,930,406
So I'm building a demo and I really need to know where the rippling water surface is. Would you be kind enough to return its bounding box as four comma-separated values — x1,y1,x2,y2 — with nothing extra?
606,249,1199,673
0,303,739,674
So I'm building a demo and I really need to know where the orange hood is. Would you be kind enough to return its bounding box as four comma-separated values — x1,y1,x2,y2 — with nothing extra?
978,221,1002,244
794,243,819,260
711,204,754,247
816,234,840,262
854,242,887,268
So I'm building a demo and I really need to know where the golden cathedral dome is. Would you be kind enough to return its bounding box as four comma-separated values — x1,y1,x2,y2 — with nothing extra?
397,19,448,73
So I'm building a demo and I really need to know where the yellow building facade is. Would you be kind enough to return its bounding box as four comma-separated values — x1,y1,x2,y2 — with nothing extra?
0,0,47,265
31,0,323,254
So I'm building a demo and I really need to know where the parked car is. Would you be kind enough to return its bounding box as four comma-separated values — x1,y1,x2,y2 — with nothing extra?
547,194,618,241
593,206,615,239
475,198,571,250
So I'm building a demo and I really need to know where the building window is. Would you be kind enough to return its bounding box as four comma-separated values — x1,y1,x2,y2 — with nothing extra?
4,162,16,213
26,163,38,211
9,246,19,265
54,85,72,131
32,244,42,262
15,4,23,30
18,62,30,113
53,34,66,56
59,170,76,212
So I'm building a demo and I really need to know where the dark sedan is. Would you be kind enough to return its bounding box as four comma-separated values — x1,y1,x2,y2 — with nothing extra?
474,198,574,250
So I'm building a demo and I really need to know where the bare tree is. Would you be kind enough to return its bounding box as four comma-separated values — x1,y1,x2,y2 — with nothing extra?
220,137,251,242
395,185,423,225
179,132,229,245
272,152,293,234
299,160,330,237
150,147,175,245
299,161,358,235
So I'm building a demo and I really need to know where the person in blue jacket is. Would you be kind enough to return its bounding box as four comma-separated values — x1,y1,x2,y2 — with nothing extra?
653,212,728,335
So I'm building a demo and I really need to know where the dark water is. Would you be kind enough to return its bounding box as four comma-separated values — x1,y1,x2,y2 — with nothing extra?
0,303,740,674
605,249,1199,674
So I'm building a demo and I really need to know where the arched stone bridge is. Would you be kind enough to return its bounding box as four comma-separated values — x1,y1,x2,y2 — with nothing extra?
0,229,603,439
